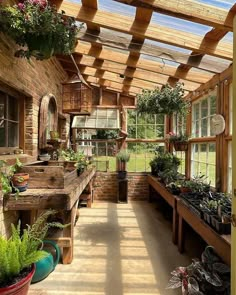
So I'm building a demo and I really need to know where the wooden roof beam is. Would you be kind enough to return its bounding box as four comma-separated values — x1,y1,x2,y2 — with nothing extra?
114,0,236,32
77,30,230,73
59,55,201,91
81,0,100,31
73,42,210,85
60,1,232,60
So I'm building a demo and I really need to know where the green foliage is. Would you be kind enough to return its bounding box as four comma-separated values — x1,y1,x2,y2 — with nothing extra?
168,132,189,143
116,149,130,162
0,210,66,286
59,148,83,162
182,175,210,193
95,129,119,139
0,158,22,196
0,0,82,60
137,83,190,116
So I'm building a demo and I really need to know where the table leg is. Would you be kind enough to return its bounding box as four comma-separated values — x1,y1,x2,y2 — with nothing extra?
178,216,185,253
172,207,178,245
62,205,76,264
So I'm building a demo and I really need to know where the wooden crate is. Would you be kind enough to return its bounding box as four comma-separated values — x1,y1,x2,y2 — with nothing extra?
20,161,78,189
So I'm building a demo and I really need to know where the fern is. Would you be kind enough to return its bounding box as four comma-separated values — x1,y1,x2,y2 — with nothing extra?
0,210,68,286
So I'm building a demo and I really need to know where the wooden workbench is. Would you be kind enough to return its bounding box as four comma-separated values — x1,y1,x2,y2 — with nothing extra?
4,167,96,264
177,199,231,265
147,175,179,244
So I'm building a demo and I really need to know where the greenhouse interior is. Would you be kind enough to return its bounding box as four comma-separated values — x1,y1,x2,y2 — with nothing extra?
0,0,236,294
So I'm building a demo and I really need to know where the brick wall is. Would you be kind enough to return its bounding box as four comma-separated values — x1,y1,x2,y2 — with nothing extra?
0,34,70,236
93,172,149,202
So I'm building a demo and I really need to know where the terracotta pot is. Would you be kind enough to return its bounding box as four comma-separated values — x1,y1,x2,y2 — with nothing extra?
180,186,191,193
12,173,29,187
173,141,188,151
0,264,35,295
65,161,76,172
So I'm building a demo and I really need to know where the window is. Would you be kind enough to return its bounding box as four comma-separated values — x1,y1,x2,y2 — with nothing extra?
127,110,165,139
0,91,19,148
191,143,216,186
127,142,164,172
228,142,232,194
192,91,216,138
172,113,187,174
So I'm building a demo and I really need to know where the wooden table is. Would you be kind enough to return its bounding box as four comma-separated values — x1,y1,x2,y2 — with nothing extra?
147,175,179,244
4,168,96,264
177,199,231,265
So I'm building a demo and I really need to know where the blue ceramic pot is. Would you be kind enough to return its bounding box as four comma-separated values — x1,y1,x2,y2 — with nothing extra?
32,240,60,283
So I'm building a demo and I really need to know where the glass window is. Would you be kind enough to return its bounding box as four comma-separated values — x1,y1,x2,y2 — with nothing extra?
191,143,216,186
192,90,216,138
228,141,232,194
127,110,165,139
127,142,164,172
229,83,232,135
0,91,19,147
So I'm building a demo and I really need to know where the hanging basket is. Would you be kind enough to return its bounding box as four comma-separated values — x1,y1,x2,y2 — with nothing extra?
173,141,188,151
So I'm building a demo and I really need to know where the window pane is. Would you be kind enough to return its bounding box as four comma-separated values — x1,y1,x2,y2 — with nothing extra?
191,143,216,187
210,95,217,115
8,122,19,147
201,99,208,118
8,96,19,121
201,118,208,136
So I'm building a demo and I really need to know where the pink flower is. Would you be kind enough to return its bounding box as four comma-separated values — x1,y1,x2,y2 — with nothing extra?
169,132,175,136
17,3,25,10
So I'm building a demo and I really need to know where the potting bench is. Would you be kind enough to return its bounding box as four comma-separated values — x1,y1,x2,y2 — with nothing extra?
177,199,231,265
4,167,96,264
147,175,179,244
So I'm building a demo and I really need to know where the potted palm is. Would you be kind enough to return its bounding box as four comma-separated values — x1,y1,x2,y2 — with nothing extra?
0,0,82,60
0,210,64,295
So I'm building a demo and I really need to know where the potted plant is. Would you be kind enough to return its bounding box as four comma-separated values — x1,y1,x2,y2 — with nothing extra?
116,149,130,179
0,210,65,294
149,149,181,182
0,0,83,60
74,153,90,176
0,158,29,195
167,246,230,295
168,132,189,151
137,83,190,116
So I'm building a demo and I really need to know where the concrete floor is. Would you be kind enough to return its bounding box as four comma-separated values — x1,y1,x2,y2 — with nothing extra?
29,201,195,295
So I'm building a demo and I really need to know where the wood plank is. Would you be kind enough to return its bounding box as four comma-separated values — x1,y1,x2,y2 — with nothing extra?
177,200,231,265
77,30,230,73
115,0,235,31
81,0,99,31
58,52,212,85
60,1,233,60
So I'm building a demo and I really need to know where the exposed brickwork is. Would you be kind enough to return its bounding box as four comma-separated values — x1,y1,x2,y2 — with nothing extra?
93,172,149,202
0,34,70,235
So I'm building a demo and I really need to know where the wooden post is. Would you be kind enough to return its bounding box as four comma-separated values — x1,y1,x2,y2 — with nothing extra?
231,15,236,295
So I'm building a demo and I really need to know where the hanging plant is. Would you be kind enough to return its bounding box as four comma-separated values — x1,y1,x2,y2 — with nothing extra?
137,83,190,116
0,0,83,60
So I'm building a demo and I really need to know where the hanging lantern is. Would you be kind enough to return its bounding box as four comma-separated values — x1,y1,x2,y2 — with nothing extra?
62,79,92,114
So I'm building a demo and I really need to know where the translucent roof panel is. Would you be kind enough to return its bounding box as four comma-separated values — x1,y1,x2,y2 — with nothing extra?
99,0,136,17
195,0,235,9
151,13,212,36
221,32,233,43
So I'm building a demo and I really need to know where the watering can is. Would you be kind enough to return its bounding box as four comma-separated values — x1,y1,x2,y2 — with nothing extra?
32,240,60,283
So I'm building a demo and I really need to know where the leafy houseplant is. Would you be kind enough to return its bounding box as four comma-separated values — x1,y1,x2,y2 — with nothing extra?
137,83,190,116
149,149,181,184
0,158,29,196
0,210,65,294
0,0,82,60
167,246,230,295
116,149,130,179
74,153,90,176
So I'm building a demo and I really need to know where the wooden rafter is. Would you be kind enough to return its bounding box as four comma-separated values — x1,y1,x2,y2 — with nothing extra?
59,1,233,60
122,6,152,93
73,42,208,86
59,54,200,91
81,0,100,31
77,30,230,73
115,0,236,32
